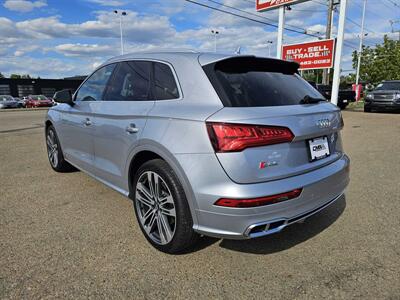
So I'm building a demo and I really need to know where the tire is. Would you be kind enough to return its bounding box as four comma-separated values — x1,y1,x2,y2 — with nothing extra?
364,106,371,113
338,103,348,110
46,125,75,172
132,159,199,254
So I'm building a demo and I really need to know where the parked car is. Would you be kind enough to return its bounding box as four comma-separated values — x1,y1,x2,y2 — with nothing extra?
364,80,400,112
0,95,19,109
308,82,356,110
25,95,54,108
13,97,26,108
46,52,350,253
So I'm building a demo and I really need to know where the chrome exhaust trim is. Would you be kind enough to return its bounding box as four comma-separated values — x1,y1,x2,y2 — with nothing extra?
244,193,343,238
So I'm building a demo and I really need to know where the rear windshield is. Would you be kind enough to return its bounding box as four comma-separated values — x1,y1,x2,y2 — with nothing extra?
203,57,324,107
0,95,13,101
31,95,48,100
375,82,400,91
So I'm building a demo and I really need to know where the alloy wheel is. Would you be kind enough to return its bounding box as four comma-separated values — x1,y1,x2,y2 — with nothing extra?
46,129,59,168
135,171,176,245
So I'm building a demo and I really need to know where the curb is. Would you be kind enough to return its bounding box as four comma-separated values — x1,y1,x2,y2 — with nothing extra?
0,108,50,113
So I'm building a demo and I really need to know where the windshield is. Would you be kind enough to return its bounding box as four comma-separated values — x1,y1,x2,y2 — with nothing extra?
31,95,48,100
203,57,325,107
375,82,400,91
0,95,13,101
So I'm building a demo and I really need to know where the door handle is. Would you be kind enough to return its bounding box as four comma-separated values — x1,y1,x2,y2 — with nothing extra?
126,123,139,134
84,118,92,126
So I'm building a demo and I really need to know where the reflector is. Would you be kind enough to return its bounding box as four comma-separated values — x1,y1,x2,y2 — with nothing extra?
214,189,302,208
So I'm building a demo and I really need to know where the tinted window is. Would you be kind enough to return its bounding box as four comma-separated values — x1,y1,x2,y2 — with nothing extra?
375,82,400,91
75,64,115,102
31,95,48,100
104,61,151,101
203,57,324,107
153,62,179,100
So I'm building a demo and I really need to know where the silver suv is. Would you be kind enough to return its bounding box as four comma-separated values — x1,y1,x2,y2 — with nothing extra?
46,51,350,253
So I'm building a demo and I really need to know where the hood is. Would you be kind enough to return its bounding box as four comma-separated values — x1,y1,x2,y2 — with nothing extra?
371,90,400,94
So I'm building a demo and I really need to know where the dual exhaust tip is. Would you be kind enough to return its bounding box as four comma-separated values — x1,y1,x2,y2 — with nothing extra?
244,194,342,238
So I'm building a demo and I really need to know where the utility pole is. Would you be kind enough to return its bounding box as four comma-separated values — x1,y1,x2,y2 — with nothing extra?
355,0,367,100
322,0,334,85
331,0,348,106
276,6,285,59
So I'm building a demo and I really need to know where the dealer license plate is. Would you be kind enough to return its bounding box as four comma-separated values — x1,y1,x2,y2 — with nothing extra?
308,136,330,161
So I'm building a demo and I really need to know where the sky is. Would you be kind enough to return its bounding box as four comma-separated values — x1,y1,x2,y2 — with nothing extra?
0,0,399,78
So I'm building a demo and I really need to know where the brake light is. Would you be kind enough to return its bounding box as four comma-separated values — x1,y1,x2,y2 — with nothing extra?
214,189,302,208
206,122,294,152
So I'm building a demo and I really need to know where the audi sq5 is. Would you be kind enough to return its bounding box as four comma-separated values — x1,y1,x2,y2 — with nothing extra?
45,51,350,253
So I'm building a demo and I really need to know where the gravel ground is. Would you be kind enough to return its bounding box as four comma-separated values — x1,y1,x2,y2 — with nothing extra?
0,109,399,299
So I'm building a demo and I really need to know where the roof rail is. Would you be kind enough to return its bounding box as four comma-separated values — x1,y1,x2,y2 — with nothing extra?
124,48,199,54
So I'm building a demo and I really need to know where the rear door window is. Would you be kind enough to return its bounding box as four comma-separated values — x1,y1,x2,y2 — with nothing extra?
104,61,151,101
153,62,180,100
203,57,324,107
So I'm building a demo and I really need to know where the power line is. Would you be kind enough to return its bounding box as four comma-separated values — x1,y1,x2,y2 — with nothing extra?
184,0,362,51
206,0,323,35
184,0,323,38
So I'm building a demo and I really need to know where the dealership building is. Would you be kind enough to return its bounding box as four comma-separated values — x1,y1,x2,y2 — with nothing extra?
0,76,85,98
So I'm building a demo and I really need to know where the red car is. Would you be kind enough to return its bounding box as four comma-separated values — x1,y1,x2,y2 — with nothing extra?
25,95,54,108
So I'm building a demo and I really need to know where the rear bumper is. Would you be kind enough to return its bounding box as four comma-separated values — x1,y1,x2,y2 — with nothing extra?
176,153,350,240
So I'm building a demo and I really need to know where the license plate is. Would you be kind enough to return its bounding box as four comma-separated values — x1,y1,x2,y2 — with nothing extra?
343,100,348,103
308,136,330,161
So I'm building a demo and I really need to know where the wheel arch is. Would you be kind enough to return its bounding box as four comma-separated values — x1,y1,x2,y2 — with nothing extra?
45,119,53,131
126,141,199,228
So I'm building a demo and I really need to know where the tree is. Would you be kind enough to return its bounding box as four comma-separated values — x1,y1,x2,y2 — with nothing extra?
9,74,32,79
0,72,5,78
352,35,400,85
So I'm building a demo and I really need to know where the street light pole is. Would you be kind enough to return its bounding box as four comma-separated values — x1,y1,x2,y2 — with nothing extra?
114,10,127,55
355,0,367,99
390,20,400,41
211,30,219,53
266,40,273,57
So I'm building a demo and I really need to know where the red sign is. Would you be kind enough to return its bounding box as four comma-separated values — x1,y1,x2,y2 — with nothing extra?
282,39,335,70
256,0,308,12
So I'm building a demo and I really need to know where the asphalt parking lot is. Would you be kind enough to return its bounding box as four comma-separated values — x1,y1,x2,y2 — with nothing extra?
1,108,399,299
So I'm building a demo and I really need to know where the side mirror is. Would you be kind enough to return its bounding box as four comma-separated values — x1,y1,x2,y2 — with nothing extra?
54,89,74,106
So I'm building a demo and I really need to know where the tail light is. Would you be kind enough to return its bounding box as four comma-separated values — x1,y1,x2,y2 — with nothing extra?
215,189,302,208
206,122,294,152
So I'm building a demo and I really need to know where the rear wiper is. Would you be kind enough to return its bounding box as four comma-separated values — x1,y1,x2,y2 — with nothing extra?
299,95,326,104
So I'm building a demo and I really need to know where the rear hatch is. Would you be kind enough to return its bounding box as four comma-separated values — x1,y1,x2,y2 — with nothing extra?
202,56,344,184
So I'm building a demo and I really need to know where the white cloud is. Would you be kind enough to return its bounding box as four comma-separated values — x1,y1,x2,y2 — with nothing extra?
3,0,47,13
86,0,125,7
0,56,94,78
0,0,396,78
54,43,116,57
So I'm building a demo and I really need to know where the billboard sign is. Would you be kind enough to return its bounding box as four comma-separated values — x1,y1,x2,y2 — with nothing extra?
256,0,308,12
282,39,335,70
